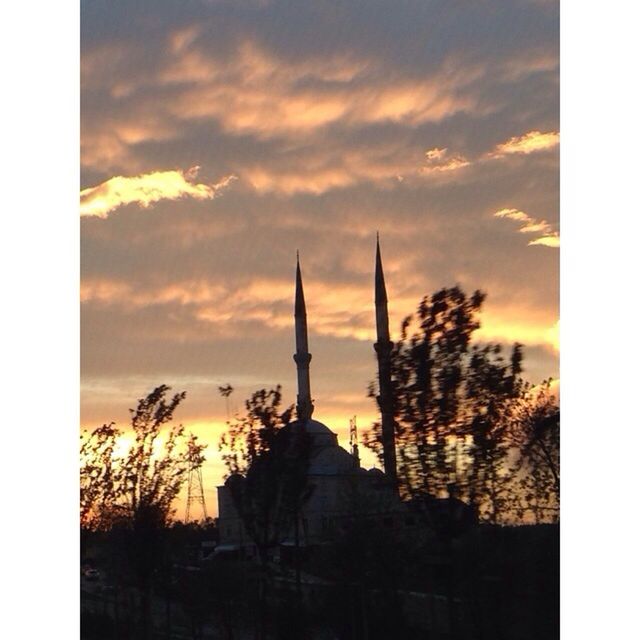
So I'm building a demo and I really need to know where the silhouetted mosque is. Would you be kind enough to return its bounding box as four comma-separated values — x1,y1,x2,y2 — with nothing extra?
216,239,408,556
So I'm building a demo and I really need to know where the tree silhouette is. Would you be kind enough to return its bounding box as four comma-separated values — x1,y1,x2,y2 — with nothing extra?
218,383,234,419
219,386,293,476
80,421,122,531
218,387,313,555
218,386,312,639
365,287,486,497
80,385,206,638
511,380,560,523
364,287,556,524
218,383,234,398
464,343,525,523
80,385,205,530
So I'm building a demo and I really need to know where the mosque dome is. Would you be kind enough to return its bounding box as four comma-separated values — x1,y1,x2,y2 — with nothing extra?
285,418,361,475
289,418,339,448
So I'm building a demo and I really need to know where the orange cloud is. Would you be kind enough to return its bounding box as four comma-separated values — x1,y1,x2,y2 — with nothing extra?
243,141,427,195
80,279,133,304
80,168,237,219
421,147,471,174
84,271,553,355
528,235,560,248
246,166,356,195
163,41,477,141
81,277,228,308
494,208,559,248
414,128,557,182
489,130,559,157
413,130,558,183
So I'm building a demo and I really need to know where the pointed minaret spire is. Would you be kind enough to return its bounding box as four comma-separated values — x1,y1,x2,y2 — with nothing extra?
374,235,398,487
294,253,314,421
375,232,391,343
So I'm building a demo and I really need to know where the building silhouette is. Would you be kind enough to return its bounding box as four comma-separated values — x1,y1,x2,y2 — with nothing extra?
216,239,405,556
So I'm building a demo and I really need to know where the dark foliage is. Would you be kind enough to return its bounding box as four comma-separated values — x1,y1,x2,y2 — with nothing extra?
365,287,559,523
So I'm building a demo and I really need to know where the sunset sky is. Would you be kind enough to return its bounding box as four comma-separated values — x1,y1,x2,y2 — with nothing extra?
81,0,559,516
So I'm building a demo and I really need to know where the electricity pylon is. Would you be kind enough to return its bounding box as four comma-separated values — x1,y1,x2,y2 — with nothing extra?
349,415,360,466
185,434,207,523
185,464,207,523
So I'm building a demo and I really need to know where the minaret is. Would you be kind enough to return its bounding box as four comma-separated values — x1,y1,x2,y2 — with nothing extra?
294,253,314,421
374,234,398,486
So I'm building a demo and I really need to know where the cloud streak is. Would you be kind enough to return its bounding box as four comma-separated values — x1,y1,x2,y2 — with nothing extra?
80,168,236,218
494,208,559,248
489,130,559,158
421,147,471,174
415,130,559,183
162,41,480,140
81,272,558,356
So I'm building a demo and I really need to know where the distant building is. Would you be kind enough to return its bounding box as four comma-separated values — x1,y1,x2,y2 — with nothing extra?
216,240,406,557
